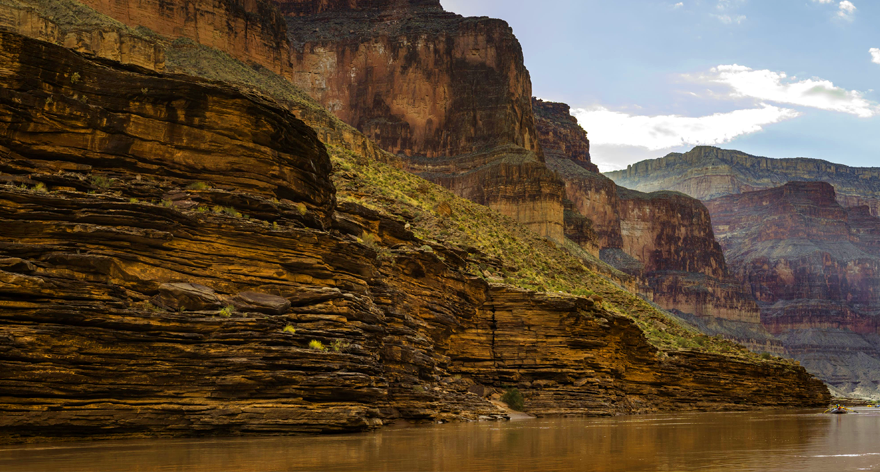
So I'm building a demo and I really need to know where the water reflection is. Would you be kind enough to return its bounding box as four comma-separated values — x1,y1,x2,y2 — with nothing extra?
4,410,880,471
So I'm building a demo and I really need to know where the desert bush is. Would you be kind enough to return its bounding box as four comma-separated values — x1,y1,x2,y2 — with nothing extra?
309,340,327,351
501,388,524,411
219,305,235,318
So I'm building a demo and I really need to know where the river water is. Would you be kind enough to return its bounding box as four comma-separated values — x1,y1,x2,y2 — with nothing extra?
3,409,880,471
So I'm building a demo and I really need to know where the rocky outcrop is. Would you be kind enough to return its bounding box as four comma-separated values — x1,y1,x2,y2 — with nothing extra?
705,182,880,395
533,98,597,173
534,102,772,350
0,32,829,442
77,0,292,77
606,146,880,216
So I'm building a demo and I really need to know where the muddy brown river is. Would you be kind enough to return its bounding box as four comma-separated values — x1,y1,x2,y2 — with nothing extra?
3,409,880,471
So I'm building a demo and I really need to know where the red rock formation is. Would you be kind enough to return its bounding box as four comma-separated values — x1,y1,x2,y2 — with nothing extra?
607,146,880,217
0,32,829,442
535,102,768,345
277,0,567,240
78,0,292,77
705,182,880,394
533,98,598,173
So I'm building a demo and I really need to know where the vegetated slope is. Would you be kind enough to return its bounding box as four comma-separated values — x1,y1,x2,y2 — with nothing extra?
605,146,880,216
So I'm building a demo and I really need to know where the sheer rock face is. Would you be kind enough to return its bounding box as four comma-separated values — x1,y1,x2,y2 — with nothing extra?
278,0,565,240
705,182,880,394
274,0,443,16
0,32,831,442
77,0,292,77
533,98,597,173
606,146,880,217
535,104,766,341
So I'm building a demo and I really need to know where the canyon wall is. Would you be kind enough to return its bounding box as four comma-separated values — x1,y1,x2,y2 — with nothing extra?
278,0,566,240
533,101,774,351
606,146,880,217
705,182,880,396
0,32,829,442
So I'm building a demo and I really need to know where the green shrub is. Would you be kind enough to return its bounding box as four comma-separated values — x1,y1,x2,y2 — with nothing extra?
33,182,47,193
70,72,81,84
331,339,351,352
309,340,326,351
187,181,210,190
90,175,114,189
283,324,296,334
129,197,139,203
219,305,235,318
501,388,524,411
760,352,772,360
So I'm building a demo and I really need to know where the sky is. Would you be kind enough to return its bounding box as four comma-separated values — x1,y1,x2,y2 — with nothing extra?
438,0,880,171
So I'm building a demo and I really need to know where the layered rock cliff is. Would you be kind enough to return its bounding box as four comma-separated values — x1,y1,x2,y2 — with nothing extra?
278,0,567,241
533,101,775,351
0,31,830,442
705,182,880,396
606,146,880,217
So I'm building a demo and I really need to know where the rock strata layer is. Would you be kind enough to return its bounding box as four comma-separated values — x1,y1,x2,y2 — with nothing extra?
705,182,880,395
0,32,830,442
606,146,880,217
533,101,775,351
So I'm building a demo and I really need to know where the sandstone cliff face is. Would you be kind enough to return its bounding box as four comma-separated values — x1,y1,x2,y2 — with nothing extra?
533,98,597,173
0,32,830,442
534,102,770,349
606,146,880,217
705,182,880,395
78,0,292,77
278,0,566,240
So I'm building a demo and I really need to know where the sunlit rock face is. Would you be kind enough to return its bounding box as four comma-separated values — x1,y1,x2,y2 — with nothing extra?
706,182,880,395
534,101,773,351
606,146,880,217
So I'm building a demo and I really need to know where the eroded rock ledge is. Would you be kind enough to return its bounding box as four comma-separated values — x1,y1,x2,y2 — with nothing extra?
0,32,829,443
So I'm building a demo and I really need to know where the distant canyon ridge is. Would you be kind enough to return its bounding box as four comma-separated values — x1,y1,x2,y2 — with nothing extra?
607,147,880,398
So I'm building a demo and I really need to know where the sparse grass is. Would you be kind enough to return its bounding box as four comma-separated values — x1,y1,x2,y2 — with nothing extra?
90,175,114,189
160,199,174,208
331,339,351,352
212,206,242,218
33,182,47,193
327,144,760,359
309,340,327,351
187,181,211,191
129,197,139,203
219,305,235,318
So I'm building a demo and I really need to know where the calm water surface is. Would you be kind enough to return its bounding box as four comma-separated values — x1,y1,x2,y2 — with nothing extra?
3,409,880,471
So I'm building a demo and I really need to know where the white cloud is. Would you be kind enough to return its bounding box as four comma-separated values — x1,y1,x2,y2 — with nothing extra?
837,1,856,20
699,64,877,117
812,0,834,3
673,2,684,8
870,48,880,64
712,14,746,24
572,104,799,151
